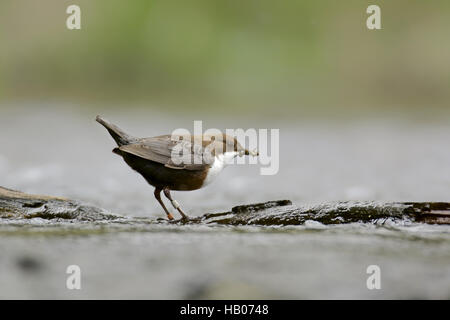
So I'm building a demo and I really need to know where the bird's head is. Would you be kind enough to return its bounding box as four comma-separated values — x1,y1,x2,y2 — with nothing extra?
224,134,259,157
203,133,259,162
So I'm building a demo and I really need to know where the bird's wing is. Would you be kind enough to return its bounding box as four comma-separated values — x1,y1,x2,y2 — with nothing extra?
118,135,212,171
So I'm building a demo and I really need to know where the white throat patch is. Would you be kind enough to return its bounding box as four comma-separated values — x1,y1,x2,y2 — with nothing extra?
202,152,238,187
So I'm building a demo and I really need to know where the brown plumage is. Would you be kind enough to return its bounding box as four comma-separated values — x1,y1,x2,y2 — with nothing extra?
96,116,257,220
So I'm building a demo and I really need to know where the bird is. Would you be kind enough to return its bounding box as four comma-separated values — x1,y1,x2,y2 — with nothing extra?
96,116,258,220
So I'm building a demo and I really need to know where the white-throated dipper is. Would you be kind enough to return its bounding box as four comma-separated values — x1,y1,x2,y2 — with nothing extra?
96,116,258,220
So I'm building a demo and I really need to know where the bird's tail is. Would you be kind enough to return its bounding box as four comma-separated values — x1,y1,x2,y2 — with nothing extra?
96,115,138,146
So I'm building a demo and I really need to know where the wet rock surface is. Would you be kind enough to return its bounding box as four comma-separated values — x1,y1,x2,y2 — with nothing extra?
199,200,450,225
0,187,117,221
2,186,449,226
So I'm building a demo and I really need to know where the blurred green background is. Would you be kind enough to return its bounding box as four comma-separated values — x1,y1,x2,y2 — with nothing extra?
1,0,449,117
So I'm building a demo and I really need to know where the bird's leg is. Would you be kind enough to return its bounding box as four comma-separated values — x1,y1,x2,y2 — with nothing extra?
154,188,174,220
163,187,189,220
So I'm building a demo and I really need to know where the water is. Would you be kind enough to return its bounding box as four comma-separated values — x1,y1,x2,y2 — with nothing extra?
1,104,450,299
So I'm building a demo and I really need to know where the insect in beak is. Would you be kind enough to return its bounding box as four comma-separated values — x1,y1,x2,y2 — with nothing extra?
244,149,259,156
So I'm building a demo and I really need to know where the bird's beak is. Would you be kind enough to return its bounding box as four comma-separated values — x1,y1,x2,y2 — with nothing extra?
244,149,259,156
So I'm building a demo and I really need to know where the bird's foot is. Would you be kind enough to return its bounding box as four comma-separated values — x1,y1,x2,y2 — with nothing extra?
166,213,174,220
168,215,191,224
